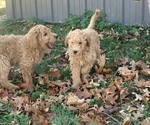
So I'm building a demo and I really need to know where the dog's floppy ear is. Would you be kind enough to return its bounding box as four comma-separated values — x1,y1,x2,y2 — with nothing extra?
84,35,91,47
28,25,41,37
81,31,90,47
86,37,91,47
27,25,42,46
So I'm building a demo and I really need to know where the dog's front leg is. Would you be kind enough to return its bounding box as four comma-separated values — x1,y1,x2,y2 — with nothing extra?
81,64,93,84
70,63,81,89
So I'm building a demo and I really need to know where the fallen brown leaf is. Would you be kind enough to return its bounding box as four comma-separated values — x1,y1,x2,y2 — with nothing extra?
122,117,130,125
76,86,92,99
65,93,85,106
46,68,60,79
141,68,150,77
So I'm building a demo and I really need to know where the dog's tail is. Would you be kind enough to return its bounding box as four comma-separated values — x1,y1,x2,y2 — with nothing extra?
87,9,100,29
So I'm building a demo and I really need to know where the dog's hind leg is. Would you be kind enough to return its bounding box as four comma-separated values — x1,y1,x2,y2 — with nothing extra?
20,66,35,90
0,56,19,90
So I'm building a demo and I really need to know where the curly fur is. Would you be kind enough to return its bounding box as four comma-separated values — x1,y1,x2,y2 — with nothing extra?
0,25,58,90
65,9,101,89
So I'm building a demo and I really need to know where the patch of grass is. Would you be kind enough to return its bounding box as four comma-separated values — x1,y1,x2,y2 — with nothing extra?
99,79,111,89
50,103,79,125
0,103,30,125
101,37,148,66
89,97,104,107
60,68,70,81
12,75,22,85
31,89,43,100
121,82,137,93
34,59,52,74
31,84,48,100
0,18,44,35
139,104,150,121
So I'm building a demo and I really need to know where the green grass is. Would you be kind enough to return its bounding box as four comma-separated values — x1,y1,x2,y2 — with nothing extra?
0,18,45,35
0,103,30,125
50,103,80,125
101,37,149,66
140,104,150,121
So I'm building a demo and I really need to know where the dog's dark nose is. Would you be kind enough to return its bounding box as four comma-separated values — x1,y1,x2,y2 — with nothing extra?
73,50,78,54
54,34,58,39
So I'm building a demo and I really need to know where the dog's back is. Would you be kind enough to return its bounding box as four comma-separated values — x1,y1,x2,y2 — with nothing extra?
0,35,23,65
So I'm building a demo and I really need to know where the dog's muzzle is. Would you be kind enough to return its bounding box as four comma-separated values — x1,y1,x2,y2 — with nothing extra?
73,50,78,54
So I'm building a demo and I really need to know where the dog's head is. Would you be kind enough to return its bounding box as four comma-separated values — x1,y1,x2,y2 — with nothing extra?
65,29,90,55
27,25,58,53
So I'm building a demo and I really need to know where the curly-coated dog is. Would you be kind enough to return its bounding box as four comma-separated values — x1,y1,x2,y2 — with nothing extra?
65,9,101,89
0,25,58,90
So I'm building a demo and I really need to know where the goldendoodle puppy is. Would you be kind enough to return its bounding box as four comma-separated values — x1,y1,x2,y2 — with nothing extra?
0,25,58,90
65,9,101,89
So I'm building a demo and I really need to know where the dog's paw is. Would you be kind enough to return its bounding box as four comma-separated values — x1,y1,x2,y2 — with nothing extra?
71,83,80,90
6,83,19,90
70,87,77,92
19,82,34,90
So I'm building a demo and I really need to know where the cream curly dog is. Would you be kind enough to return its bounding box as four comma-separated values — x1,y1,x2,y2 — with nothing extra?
65,9,101,89
0,25,58,90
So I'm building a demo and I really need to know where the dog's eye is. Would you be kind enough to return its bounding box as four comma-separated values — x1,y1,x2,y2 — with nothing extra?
79,42,82,44
43,33,47,36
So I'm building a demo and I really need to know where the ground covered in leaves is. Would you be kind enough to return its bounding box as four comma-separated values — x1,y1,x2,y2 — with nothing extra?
0,11,150,125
